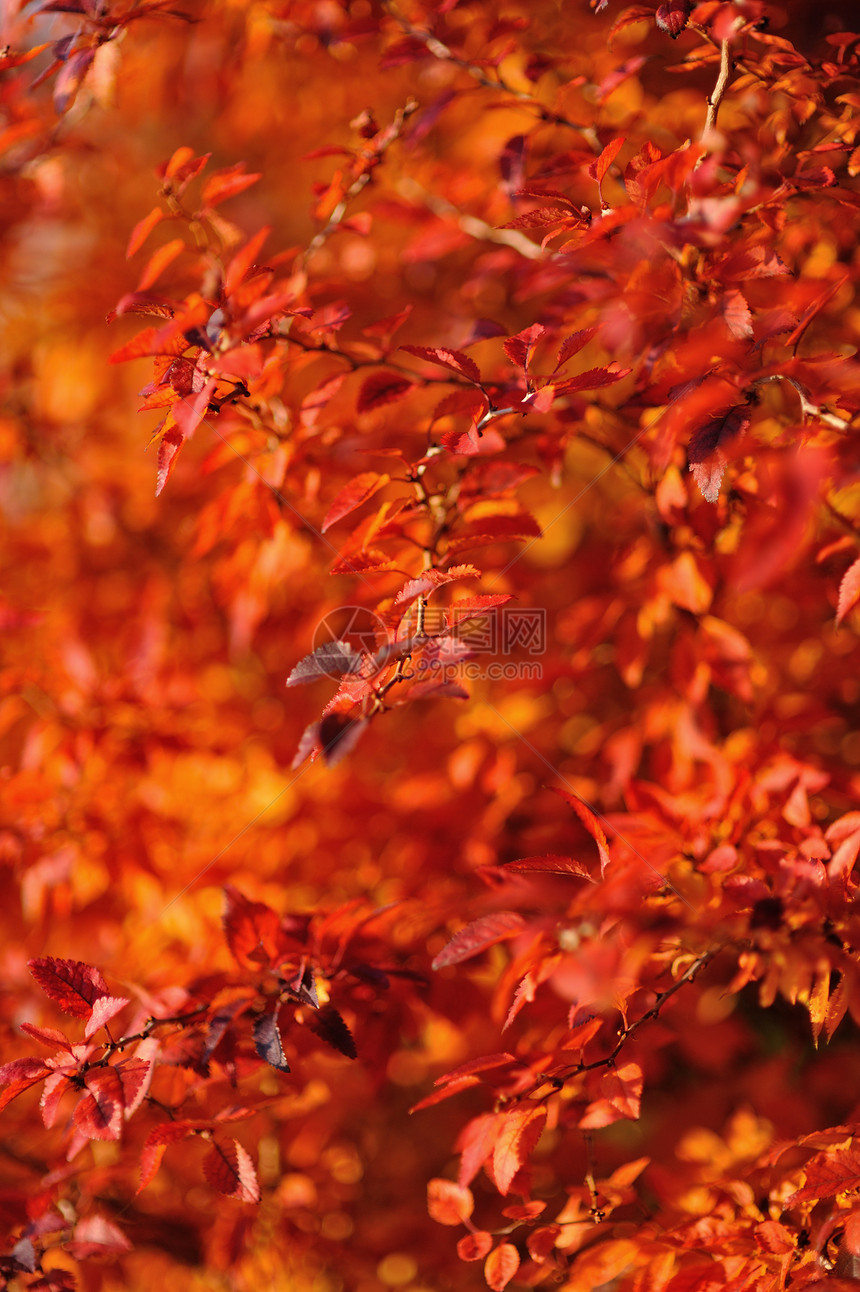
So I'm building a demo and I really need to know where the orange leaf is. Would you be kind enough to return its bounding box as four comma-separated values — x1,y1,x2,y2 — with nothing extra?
137,238,185,292
492,1104,547,1195
127,206,164,258
484,1243,520,1292
427,1178,474,1225
458,1232,493,1261
837,555,860,624
201,163,261,208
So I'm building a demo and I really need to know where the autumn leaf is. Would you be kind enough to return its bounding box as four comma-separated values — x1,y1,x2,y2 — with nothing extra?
458,1232,493,1261
433,912,526,970
427,1178,474,1225
492,1104,547,1194
204,1139,261,1203
400,345,482,384
322,472,391,532
253,1010,290,1073
223,885,283,969
307,1004,357,1059
28,958,110,1019
356,372,414,413
484,1243,520,1292
837,555,860,624
65,1215,132,1261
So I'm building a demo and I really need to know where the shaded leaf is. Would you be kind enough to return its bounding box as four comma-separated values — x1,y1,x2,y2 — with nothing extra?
223,885,283,969
253,1010,290,1073
357,372,414,414
138,1121,199,1193
307,1004,357,1059
204,1139,261,1203
286,641,365,686
28,957,109,1019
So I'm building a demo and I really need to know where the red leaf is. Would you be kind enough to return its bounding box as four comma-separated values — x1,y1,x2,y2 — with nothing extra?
155,426,184,497
788,1143,860,1204
457,1112,503,1187
84,996,130,1040
224,226,271,298
65,1215,132,1261
580,1062,643,1128
203,1139,261,1203
485,1243,520,1292
433,912,526,970
138,1121,200,1193
19,1023,74,1051
28,957,109,1019
493,1104,547,1194
528,1226,562,1261
593,136,625,184
554,789,611,876
837,555,860,624
503,854,592,878
554,327,598,371
723,289,753,340
655,0,692,37
427,1178,474,1225
357,372,414,414
458,1232,494,1261
74,1061,150,1140
322,473,391,533
400,345,482,384
223,885,283,969
503,323,545,372
201,163,261,208
552,363,631,394
0,1058,50,1113
395,564,481,605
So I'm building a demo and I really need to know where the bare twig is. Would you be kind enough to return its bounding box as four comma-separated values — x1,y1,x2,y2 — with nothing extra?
701,36,732,140
382,0,600,152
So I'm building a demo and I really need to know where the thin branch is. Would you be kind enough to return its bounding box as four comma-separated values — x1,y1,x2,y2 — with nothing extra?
701,36,732,140
382,0,600,151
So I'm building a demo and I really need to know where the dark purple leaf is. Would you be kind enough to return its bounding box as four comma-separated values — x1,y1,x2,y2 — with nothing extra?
286,641,365,687
253,1010,290,1073
308,1005,357,1059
